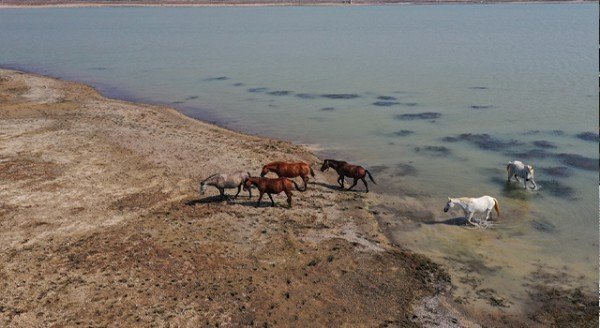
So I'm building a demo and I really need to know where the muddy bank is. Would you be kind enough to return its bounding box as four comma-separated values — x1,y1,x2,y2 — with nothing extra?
0,69,461,327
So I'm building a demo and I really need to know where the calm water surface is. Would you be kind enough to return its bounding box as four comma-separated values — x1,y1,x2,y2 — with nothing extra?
1,4,597,320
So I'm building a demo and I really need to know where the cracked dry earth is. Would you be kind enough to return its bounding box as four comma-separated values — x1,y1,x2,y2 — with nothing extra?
0,69,455,327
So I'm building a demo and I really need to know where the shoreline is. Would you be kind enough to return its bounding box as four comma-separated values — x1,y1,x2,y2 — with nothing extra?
1,68,595,326
0,68,464,326
0,0,593,8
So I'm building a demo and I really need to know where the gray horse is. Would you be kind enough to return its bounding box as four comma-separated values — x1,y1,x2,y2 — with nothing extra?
506,160,537,190
200,171,252,201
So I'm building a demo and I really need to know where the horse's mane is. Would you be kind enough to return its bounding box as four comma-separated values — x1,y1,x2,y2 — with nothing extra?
201,173,220,183
325,159,347,165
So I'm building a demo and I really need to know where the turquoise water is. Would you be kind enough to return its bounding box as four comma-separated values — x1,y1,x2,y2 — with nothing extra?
1,4,597,317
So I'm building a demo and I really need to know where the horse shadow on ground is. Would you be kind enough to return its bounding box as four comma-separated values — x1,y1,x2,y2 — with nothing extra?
185,195,240,206
312,181,369,193
234,200,293,208
185,196,280,208
312,181,349,192
422,217,468,226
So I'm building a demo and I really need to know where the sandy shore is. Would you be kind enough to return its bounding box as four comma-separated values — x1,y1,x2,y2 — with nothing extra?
0,68,469,327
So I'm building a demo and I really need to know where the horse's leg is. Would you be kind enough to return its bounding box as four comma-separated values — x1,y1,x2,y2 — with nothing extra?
286,190,293,208
267,193,275,207
530,179,537,190
256,192,264,207
234,185,241,199
337,175,345,188
480,210,493,228
302,175,309,189
465,212,477,226
361,177,369,193
348,178,359,191
219,188,226,201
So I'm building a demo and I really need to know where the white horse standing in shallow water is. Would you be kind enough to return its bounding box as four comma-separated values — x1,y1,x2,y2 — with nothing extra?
200,171,252,201
506,160,537,190
443,196,500,226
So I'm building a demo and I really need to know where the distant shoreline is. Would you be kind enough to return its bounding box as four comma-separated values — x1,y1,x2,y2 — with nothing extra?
0,0,593,8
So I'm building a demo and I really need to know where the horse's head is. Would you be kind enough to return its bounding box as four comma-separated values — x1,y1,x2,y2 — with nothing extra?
320,160,331,172
525,165,534,181
260,166,270,177
443,197,454,212
243,177,254,191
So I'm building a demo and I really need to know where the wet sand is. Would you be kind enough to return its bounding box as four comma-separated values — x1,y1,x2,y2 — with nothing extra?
1,69,595,327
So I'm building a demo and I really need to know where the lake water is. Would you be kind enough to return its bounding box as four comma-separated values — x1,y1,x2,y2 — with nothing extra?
1,4,597,321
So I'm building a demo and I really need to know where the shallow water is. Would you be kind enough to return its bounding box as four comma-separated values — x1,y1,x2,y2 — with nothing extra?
1,4,597,319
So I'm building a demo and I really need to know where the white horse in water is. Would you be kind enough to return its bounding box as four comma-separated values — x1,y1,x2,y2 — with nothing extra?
506,160,537,190
200,171,252,201
443,196,500,226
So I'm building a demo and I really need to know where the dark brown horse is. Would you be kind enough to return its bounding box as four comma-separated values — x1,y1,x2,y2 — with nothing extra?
260,161,315,189
244,177,305,208
320,159,376,193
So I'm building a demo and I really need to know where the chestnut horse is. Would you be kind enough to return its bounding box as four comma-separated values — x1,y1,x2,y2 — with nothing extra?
244,177,305,208
260,161,315,189
320,159,376,192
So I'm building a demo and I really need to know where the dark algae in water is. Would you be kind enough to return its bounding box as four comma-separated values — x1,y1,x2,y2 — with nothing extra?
396,112,441,121
539,166,571,178
556,153,597,171
393,130,414,137
575,131,599,142
443,133,523,151
321,93,361,100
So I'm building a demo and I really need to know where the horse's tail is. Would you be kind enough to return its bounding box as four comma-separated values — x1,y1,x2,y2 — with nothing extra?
493,198,500,217
310,166,315,177
506,162,512,179
366,170,376,185
292,179,307,192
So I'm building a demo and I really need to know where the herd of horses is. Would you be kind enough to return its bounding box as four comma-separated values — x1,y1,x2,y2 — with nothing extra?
200,158,537,227
200,160,376,208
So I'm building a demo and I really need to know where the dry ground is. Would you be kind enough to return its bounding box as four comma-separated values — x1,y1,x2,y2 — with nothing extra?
0,69,461,327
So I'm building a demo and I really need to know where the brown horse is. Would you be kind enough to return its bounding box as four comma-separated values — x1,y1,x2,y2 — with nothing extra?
244,177,305,208
320,159,376,193
260,161,315,189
